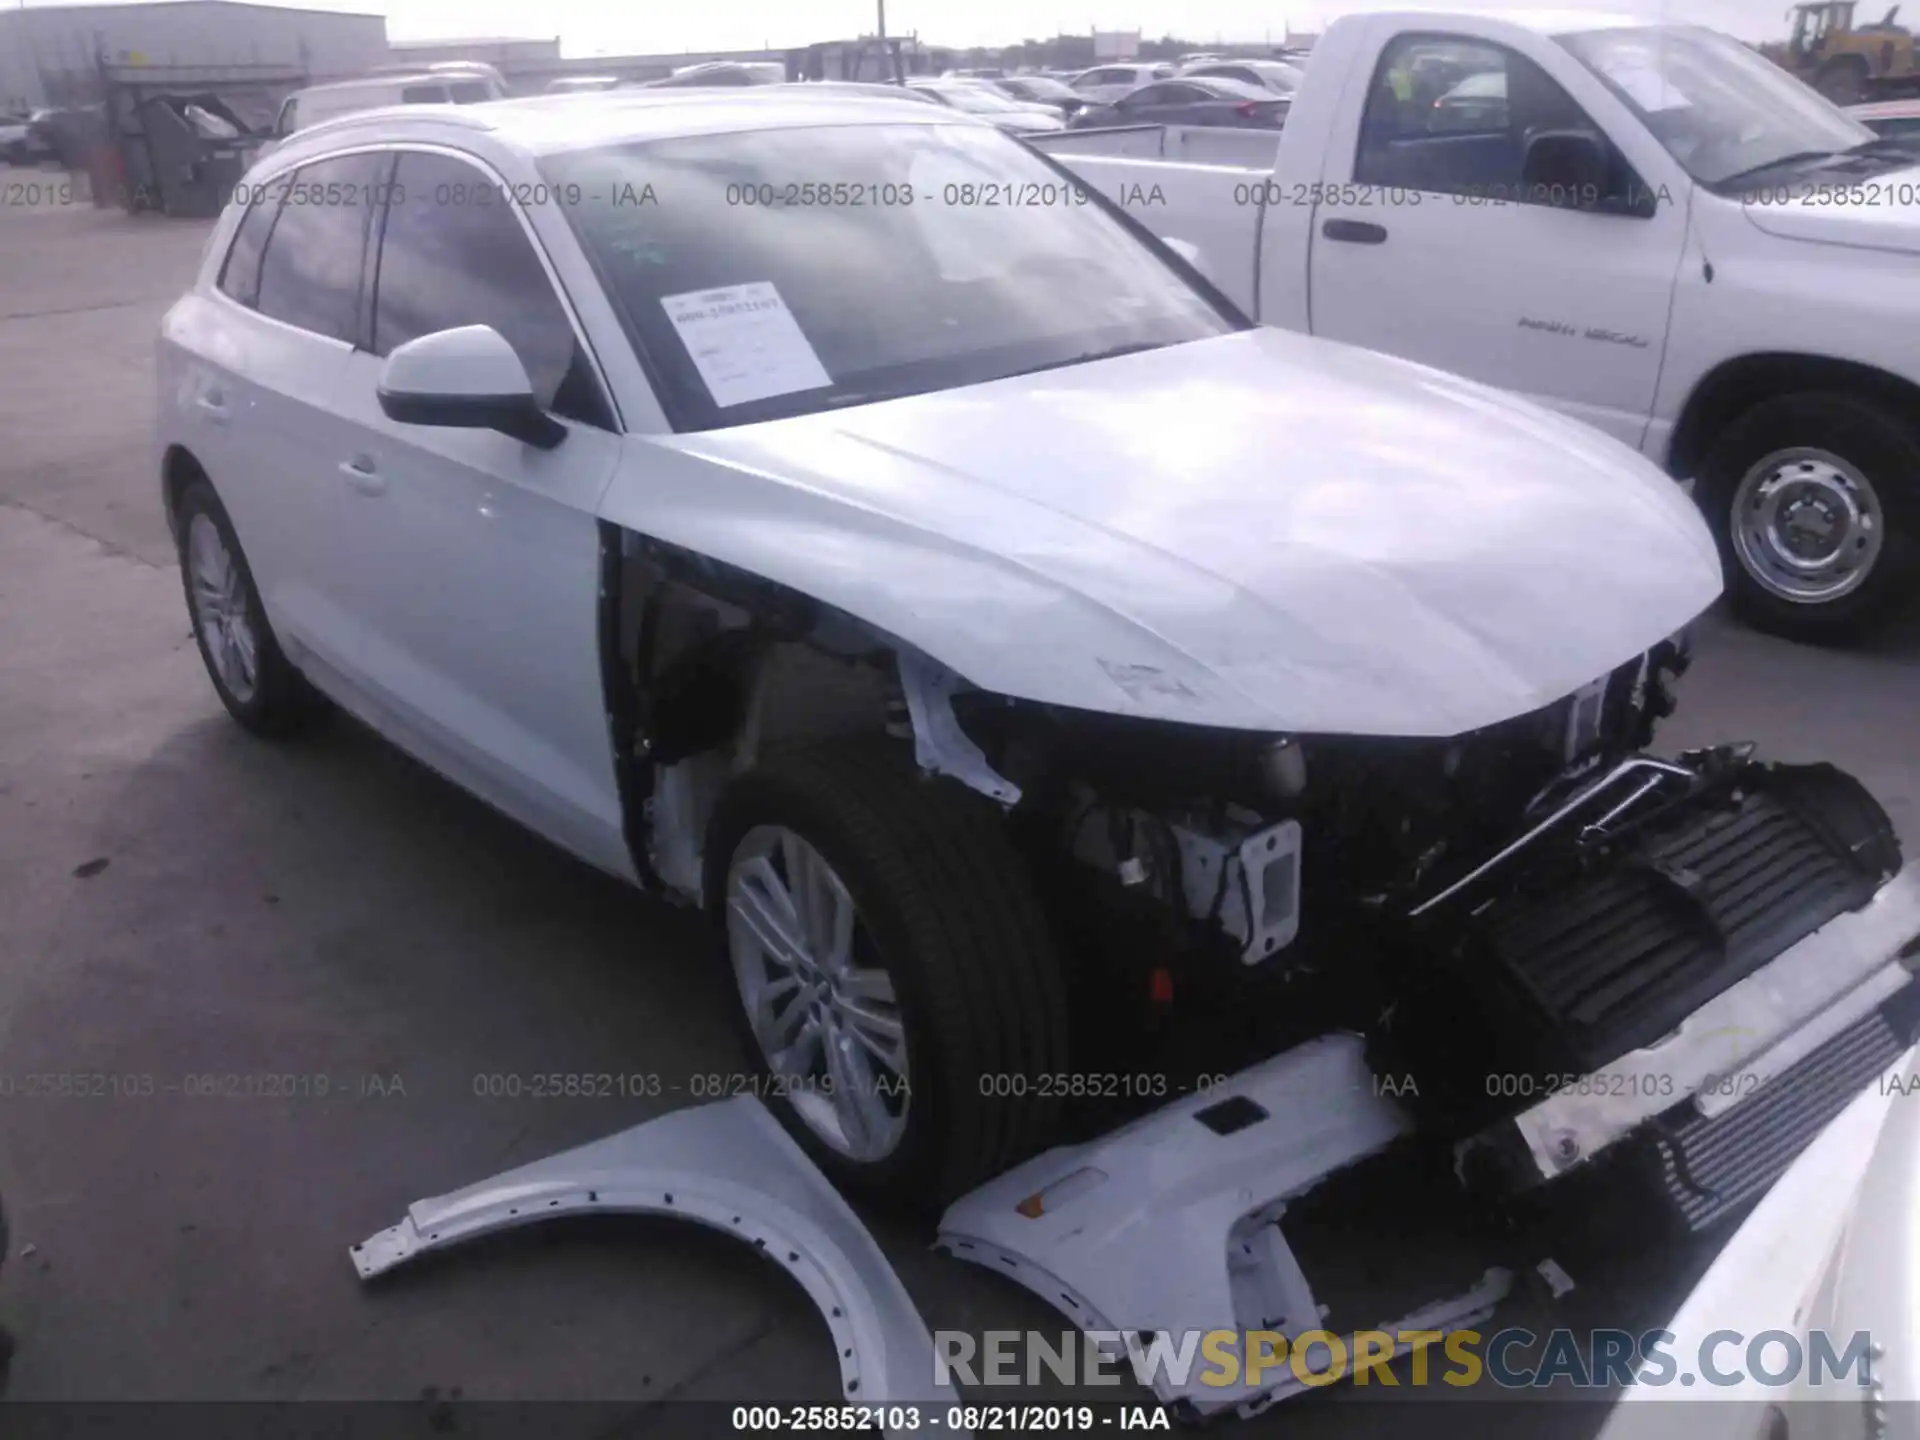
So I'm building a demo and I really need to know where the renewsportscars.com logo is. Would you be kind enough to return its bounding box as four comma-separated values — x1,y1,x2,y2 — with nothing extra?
934,1327,1877,1392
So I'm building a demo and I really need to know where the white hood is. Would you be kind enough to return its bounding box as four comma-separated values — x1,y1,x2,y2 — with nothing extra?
1741,162,1920,256
603,327,1721,737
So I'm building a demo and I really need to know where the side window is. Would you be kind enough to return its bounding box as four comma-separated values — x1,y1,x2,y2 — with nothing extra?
218,189,280,307
254,153,383,342
274,96,298,135
447,81,492,103
400,85,449,104
1122,84,1171,106
374,152,610,430
1356,34,1640,210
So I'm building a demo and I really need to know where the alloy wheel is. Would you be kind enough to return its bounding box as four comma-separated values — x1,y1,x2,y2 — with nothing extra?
725,825,910,1160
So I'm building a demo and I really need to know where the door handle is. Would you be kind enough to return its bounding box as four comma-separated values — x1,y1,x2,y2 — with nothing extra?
1322,218,1389,245
338,456,386,496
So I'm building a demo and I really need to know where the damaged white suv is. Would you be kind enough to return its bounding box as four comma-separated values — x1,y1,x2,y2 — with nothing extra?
158,88,1920,1219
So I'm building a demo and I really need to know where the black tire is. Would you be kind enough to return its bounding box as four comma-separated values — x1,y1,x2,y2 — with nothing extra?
705,740,1070,1209
1700,392,1920,645
173,477,325,737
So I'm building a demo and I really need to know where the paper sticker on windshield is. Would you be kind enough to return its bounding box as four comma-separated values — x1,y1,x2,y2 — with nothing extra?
660,282,832,408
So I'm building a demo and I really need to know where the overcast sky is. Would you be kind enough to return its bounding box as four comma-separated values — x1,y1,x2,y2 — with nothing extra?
384,0,1802,50
17,0,1808,53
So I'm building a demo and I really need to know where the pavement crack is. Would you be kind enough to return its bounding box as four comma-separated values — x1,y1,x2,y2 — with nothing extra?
0,296,171,323
0,496,169,570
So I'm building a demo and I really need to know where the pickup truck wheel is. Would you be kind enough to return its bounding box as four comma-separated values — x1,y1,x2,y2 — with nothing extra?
1702,393,1918,644
706,740,1070,1208
173,478,325,737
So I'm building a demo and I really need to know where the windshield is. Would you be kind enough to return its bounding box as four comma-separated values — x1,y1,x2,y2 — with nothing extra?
1557,24,1875,187
542,123,1241,432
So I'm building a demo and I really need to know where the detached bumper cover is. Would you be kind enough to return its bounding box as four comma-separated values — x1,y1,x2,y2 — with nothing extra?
351,1097,959,1428
938,1034,1510,1419
1476,865,1920,1185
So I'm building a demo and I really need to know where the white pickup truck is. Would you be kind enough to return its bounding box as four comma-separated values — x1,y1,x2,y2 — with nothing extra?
1040,11,1920,644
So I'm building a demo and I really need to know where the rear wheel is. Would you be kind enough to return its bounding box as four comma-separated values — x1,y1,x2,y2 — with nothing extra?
174,478,324,736
706,740,1070,1208
1701,392,1919,644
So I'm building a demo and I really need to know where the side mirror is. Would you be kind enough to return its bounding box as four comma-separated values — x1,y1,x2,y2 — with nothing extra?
376,325,566,449
1520,127,1612,210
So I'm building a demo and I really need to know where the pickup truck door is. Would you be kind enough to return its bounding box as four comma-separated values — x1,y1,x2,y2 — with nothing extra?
1304,20,1692,450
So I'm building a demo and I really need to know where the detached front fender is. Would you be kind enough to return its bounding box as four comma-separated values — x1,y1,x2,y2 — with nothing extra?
350,1097,959,1426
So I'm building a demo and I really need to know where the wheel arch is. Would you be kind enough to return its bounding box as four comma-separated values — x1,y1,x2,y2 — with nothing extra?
598,523,1022,901
161,444,211,540
1667,353,1920,482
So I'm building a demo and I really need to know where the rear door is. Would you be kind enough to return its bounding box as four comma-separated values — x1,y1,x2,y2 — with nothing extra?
191,152,384,684
1306,26,1689,448
325,148,630,873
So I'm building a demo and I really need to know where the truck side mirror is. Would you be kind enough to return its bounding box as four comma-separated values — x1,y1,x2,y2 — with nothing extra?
1521,127,1614,212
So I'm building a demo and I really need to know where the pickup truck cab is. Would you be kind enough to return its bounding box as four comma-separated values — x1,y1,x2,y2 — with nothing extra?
1045,11,1920,643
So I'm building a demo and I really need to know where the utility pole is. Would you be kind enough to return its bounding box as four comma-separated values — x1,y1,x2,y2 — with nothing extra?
877,0,903,83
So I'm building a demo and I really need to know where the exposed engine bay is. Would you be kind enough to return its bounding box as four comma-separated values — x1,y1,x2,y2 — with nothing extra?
608,530,1917,1220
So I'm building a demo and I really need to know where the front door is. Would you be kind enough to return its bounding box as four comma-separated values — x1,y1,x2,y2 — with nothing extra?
327,149,630,876
1306,27,1689,449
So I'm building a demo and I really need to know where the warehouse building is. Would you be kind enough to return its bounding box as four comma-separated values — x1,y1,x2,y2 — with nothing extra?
0,0,388,111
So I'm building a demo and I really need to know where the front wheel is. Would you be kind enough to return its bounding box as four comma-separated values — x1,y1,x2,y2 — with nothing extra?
1701,392,1918,644
705,741,1070,1208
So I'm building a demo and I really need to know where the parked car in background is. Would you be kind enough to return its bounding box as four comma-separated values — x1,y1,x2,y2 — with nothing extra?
773,81,943,106
1181,58,1306,94
271,71,504,141
158,82,1920,1227
369,60,509,89
0,110,55,165
1068,75,1288,129
1068,61,1179,102
547,76,624,94
0,115,32,163
906,79,1066,132
645,61,785,87
982,74,1088,115
1431,67,1510,127
1046,13,1920,642
1847,97,1920,137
